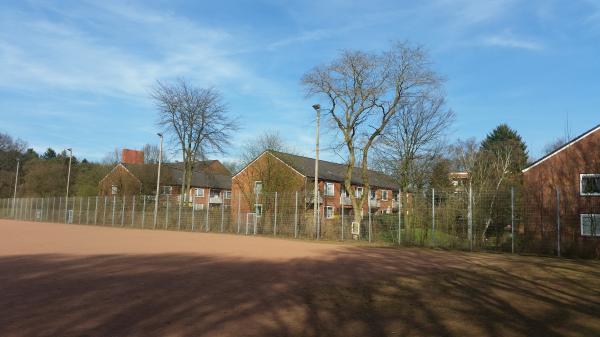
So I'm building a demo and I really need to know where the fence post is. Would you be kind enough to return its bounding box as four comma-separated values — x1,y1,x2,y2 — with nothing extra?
121,197,125,226
103,197,107,224
294,191,298,238
112,196,116,226
141,196,146,229
205,189,210,232
556,187,561,258
511,187,515,254
341,194,344,241
468,183,473,251
398,189,402,246
368,189,372,243
86,197,90,224
274,192,278,236
58,198,62,223
94,196,98,225
220,195,225,233
191,200,196,231
237,193,241,234
132,195,136,227
52,197,56,222
165,194,170,230
177,194,182,230
432,188,436,247
78,197,83,224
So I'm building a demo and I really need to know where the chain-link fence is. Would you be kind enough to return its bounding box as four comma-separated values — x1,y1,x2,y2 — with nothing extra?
1,187,598,258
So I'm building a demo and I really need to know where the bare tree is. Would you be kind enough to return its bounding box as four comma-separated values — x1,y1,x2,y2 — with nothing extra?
302,41,441,226
141,143,165,164
542,137,567,156
101,148,121,165
240,131,293,166
152,78,237,202
374,93,454,190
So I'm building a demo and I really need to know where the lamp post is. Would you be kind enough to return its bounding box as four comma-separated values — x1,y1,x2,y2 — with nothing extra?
312,104,321,239
153,133,163,229
12,158,20,218
65,148,72,223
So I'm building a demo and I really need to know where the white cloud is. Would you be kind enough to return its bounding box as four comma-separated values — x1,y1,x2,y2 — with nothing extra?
482,32,544,50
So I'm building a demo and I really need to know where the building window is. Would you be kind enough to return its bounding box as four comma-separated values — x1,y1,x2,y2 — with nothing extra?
254,181,263,194
162,186,172,195
324,182,335,196
254,204,263,217
355,187,363,198
111,185,119,195
381,190,389,201
369,189,376,199
224,190,231,199
581,214,600,236
193,203,204,211
341,188,348,197
195,188,204,197
581,174,600,196
325,206,334,219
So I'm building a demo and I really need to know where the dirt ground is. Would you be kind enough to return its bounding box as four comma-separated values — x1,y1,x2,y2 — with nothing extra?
1,220,599,337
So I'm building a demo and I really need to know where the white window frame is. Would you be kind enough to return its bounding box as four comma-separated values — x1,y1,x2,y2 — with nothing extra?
162,186,172,195
224,190,231,199
111,184,119,195
255,204,263,217
325,206,334,219
580,214,600,236
341,188,348,197
254,181,263,194
195,188,204,197
355,187,363,198
324,182,335,196
381,190,388,201
193,203,204,211
369,189,376,199
580,174,600,196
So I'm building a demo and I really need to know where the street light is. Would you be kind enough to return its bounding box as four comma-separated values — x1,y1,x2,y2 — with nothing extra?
153,133,163,229
12,158,20,218
312,104,321,239
65,148,72,223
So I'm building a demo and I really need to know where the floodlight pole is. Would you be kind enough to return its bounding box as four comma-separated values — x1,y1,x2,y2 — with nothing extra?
312,104,321,239
153,133,163,229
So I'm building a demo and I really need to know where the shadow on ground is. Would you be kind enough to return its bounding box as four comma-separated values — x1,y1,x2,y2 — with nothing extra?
1,248,599,337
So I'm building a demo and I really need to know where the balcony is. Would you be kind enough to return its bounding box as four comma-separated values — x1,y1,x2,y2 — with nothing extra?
368,198,380,208
209,196,223,204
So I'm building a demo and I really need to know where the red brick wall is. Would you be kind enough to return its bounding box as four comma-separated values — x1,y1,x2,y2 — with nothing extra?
122,149,144,165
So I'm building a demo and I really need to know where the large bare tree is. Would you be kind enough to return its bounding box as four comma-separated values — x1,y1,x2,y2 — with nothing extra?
374,93,454,190
152,78,237,202
302,42,441,226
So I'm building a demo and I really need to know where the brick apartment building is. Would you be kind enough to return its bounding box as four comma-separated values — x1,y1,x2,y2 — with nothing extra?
231,150,400,222
522,124,600,254
99,149,232,209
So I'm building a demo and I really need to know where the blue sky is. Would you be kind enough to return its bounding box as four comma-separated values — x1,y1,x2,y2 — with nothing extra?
1,0,599,163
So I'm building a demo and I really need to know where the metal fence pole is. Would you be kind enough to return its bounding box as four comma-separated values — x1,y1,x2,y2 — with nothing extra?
58,197,62,223
86,197,90,224
132,195,136,227
141,196,146,229
341,194,344,241
220,195,225,233
205,189,210,232
294,191,298,239
165,194,170,230
52,197,56,222
177,195,182,230
120,196,125,226
237,193,241,234
112,196,116,226
556,187,561,258
432,188,436,247
94,196,98,225
398,189,402,246
103,197,107,224
274,192,278,236
78,197,83,224
511,187,515,254
468,183,473,251
191,201,196,231
368,189,372,243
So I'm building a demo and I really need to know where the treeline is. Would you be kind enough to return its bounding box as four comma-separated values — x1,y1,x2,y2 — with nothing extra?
0,132,111,198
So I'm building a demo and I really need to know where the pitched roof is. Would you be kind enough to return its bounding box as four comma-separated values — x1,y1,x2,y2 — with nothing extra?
522,123,600,173
268,150,399,190
123,160,232,189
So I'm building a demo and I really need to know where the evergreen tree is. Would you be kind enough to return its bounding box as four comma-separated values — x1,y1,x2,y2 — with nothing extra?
42,148,57,160
481,124,528,172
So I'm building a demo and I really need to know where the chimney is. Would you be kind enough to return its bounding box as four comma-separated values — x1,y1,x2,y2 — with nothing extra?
122,149,144,164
